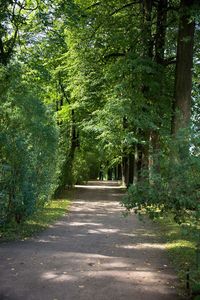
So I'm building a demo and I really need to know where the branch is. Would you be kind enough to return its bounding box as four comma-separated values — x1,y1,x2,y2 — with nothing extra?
89,1,140,38
17,0,39,12
110,1,140,16
86,2,101,10
7,1,24,57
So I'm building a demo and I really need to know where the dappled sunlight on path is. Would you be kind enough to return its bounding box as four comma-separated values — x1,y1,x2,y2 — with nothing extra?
75,180,123,189
0,181,183,300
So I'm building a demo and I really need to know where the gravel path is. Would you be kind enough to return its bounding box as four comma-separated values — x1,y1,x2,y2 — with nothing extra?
0,181,183,300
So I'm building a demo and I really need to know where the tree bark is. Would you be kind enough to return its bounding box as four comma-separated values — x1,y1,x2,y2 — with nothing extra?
134,1,153,183
117,164,122,180
122,156,129,186
136,142,148,181
155,0,168,65
151,0,168,169
128,152,135,186
142,0,153,58
172,0,195,134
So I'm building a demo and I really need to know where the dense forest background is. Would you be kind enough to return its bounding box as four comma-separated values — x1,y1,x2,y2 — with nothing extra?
0,0,200,226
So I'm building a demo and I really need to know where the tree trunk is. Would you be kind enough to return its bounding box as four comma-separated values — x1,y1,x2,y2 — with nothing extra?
113,166,118,180
55,108,79,194
155,0,168,65
172,0,195,134
122,156,129,187
151,0,168,170
107,167,113,180
142,0,153,58
136,143,143,182
136,140,149,182
128,152,135,186
136,0,153,183
117,164,122,180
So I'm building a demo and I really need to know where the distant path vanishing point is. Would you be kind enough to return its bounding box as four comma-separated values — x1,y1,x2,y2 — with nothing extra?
0,181,183,300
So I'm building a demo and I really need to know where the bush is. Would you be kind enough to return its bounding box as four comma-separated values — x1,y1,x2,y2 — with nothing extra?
122,131,200,224
0,64,59,224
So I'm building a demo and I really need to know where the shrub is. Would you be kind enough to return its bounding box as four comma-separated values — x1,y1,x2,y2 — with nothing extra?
122,131,200,224
0,64,59,224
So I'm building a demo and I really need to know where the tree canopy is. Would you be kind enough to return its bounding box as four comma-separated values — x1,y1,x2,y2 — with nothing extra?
0,0,200,227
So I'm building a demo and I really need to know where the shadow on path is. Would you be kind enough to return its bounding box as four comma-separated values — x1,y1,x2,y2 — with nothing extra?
0,181,184,300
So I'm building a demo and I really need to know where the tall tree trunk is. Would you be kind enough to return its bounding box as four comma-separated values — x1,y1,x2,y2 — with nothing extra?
107,167,113,180
136,0,153,182
136,142,149,181
151,0,168,170
113,166,117,180
55,108,79,194
117,164,122,180
128,152,135,186
122,156,129,186
172,0,195,134
121,117,129,186
142,0,153,58
155,0,168,65
55,76,79,193
136,143,143,182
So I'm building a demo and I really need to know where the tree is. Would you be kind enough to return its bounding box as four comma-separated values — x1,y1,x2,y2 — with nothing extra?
1,0,200,225
0,0,40,65
121,0,200,225
0,63,58,223
172,0,196,134
0,1,61,223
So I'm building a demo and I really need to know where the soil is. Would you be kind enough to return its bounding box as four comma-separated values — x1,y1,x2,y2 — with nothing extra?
0,181,185,300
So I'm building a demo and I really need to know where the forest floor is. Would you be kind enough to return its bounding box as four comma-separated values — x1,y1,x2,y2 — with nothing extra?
0,181,184,300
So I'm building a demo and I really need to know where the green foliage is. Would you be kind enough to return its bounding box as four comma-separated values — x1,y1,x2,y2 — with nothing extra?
72,150,90,184
0,198,71,241
122,130,200,225
0,0,199,247
72,150,100,184
0,64,59,224
153,213,199,294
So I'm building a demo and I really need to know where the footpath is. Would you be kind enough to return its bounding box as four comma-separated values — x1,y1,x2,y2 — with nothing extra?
0,181,183,300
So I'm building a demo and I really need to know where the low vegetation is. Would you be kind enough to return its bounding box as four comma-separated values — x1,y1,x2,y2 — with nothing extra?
0,199,71,241
155,215,200,298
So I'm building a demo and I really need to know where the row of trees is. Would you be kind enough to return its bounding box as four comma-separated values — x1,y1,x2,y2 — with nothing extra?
61,0,200,223
0,0,200,224
0,0,102,224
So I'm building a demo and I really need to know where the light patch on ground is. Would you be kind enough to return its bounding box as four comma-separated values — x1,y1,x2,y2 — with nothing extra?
42,271,77,282
116,243,165,250
69,222,103,226
75,185,123,189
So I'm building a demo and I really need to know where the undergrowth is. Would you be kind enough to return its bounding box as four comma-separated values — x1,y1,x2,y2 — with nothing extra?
0,198,71,241
155,214,200,297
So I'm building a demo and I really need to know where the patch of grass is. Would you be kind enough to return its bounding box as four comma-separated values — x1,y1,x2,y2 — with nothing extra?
155,215,200,290
0,198,71,241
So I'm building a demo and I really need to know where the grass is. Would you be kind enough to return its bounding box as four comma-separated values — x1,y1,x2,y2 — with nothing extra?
155,215,200,296
0,198,71,241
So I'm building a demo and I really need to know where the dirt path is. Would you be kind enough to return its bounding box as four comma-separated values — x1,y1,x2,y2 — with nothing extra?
0,181,183,300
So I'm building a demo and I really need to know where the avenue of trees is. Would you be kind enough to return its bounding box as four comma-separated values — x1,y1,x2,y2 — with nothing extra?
0,0,200,226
